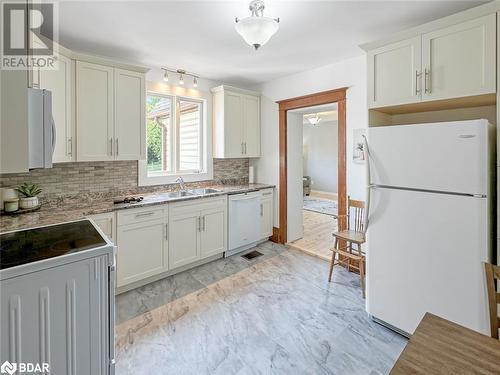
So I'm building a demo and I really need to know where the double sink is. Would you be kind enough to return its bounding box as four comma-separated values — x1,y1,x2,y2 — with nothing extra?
160,188,221,199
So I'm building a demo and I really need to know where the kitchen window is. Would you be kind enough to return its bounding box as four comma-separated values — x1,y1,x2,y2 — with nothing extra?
139,91,211,186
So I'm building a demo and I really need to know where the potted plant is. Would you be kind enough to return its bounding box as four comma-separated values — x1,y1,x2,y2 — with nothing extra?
15,183,42,209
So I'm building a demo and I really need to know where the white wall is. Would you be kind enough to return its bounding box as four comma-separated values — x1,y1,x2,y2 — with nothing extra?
287,112,304,242
303,120,338,194
250,55,368,228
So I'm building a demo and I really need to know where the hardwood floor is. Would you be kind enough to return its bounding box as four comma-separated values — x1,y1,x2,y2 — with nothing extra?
290,209,337,261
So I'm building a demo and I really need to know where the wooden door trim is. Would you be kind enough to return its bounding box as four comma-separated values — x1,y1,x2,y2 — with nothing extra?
272,88,348,244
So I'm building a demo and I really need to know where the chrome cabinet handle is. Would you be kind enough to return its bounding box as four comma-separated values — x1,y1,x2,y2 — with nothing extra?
165,223,168,240
202,216,206,231
135,212,154,218
109,138,113,156
116,138,119,156
415,70,421,95
244,142,247,154
260,203,263,217
68,137,72,156
424,68,431,94
241,142,244,155
198,217,201,232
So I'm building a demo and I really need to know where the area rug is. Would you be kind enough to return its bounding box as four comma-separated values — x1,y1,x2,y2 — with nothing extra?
303,196,338,216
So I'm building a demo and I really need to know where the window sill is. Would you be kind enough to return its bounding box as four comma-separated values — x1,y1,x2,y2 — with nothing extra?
138,161,213,186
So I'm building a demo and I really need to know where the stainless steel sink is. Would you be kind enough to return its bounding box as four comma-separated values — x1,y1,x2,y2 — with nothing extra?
187,188,221,195
162,191,194,199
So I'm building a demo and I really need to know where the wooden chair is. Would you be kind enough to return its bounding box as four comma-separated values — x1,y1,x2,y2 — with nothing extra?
328,196,366,297
484,262,500,339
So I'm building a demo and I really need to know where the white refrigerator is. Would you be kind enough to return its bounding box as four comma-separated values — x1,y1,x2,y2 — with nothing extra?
365,119,494,336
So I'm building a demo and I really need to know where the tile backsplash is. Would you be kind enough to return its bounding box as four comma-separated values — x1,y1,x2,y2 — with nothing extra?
0,159,249,199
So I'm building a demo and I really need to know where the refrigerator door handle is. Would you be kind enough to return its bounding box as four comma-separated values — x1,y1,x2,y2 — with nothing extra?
363,134,372,231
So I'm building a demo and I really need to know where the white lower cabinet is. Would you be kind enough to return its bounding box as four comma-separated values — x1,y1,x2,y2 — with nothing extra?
169,209,200,269
107,193,261,290
260,189,274,238
89,212,115,242
200,207,226,258
169,196,227,269
116,206,168,288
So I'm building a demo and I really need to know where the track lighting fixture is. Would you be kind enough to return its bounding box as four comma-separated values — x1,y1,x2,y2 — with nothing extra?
161,67,200,88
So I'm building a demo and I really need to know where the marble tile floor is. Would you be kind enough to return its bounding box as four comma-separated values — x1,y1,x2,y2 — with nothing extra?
115,241,407,374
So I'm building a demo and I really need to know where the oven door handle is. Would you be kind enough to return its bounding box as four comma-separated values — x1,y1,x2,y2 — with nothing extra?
108,247,116,374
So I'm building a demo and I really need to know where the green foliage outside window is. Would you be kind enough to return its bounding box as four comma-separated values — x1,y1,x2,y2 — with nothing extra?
146,96,163,172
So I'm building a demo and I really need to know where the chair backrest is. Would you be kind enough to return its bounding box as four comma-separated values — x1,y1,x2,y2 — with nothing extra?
484,262,500,339
348,196,365,233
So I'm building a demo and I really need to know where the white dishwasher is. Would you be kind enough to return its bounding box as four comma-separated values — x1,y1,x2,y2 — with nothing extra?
228,191,261,256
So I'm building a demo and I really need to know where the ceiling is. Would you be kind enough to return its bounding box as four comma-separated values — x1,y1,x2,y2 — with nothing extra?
56,1,487,86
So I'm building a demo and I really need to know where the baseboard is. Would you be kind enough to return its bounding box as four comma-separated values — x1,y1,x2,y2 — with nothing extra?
310,190,338,201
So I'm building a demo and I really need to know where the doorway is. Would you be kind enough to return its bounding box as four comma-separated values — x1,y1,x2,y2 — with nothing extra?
273,88,347,248
287,104,339,259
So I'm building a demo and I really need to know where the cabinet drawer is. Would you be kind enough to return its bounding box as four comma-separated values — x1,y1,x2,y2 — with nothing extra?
260,188,273,199
170,196,227,216
117,205,167,226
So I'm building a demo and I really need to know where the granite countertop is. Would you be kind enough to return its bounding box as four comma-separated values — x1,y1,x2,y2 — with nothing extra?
0,184,274,233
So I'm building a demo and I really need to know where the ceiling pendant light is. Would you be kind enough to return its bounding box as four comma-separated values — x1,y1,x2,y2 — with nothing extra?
235,0,280,50
193,76,198,88
162,69,169,82
307,114,322,125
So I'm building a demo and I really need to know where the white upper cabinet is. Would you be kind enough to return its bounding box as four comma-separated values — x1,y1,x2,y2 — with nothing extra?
76,61,146,162
368,37,422,108
242,95,261,157
39,53,74,162
366,13,497,109
422,14,496,102
76,61,115,161
223,92,244,158
212,85,261,158
114,69,145,160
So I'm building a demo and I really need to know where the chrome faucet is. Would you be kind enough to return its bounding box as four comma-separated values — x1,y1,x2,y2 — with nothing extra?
175,176,186,192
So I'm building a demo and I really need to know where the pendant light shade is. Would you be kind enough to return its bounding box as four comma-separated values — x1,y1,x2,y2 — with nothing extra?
307,114,322,125
235,0,279,50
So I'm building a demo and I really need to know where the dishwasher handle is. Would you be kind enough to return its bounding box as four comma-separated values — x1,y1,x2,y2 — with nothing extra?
230,194,260,202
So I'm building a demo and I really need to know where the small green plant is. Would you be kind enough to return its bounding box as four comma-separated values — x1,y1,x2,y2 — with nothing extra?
15,182,42,198
356,142,364,151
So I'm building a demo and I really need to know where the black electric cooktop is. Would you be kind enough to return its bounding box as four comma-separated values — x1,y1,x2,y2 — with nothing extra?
0,220,107,270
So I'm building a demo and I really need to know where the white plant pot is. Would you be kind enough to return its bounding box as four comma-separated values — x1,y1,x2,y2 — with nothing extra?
19,196,39,209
